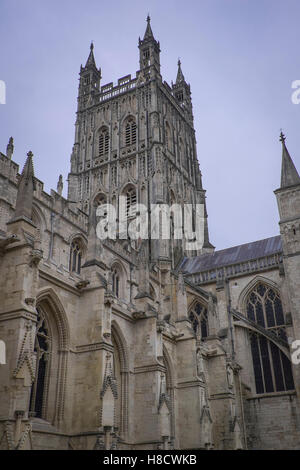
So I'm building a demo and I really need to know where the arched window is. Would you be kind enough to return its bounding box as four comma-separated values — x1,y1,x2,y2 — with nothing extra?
125,187,136,217
125,117,137,147
110,323,129,439
189,302,208,339
112,266,121,298
69,238,83,275
98,127,109,157
246,282,294,394
29,307,50,418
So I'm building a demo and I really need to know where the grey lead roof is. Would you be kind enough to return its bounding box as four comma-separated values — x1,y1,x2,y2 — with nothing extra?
180,235,282,274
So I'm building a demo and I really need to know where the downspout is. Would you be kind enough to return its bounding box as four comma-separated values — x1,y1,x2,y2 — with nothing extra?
238,370,248,449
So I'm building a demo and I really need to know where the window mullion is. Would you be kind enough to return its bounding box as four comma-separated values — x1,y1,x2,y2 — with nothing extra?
257,334,267,393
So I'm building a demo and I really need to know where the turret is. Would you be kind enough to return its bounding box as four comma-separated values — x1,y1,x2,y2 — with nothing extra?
172,59,193,120
14,151,36,221
138,15,161,79
6,137,14,160
77,42,101,111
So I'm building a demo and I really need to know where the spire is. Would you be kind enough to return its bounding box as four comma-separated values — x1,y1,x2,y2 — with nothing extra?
176,59,185,84
6,136,14,159
14,151,36,220
138,15,161,76
85,42,97,68
57,174,63,196
279,131,300,188
143,14,154,40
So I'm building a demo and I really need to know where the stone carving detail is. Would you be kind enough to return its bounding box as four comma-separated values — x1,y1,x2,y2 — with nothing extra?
227,364,234,389
0,420,32,450
13,321,36,386
158,372,171,412
196,348,205,379
101,353,118,399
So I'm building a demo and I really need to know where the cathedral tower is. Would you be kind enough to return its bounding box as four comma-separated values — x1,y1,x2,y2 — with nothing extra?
67,16,214,263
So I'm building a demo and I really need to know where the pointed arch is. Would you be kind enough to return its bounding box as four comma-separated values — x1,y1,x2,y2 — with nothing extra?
238,275,281,312
111,321,129,439
92,192,107,207
32,288,70,425
237,277,295,395
32,203,47,230
110,259,128,300
188,298,209,339
67,234,87,275
36,288,70,350
111,321,129,373
96,125,109,158
123,115,137,147
121,183,137,218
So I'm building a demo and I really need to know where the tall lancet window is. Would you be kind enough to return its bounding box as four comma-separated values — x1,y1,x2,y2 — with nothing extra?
189,302,208,339
69,239,83,275
98,127,109,157
29,308,50,418
246,283,295,394
125,187,137,217
125,117,137,147
112,267,120,298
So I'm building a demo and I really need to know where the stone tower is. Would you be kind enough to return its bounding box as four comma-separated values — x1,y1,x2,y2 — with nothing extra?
67,16,213,265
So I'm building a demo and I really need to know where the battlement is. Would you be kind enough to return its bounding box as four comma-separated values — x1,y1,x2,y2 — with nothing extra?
98,74,137,104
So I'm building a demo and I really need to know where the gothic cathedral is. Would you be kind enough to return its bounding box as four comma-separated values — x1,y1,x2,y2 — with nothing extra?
0,18,300,450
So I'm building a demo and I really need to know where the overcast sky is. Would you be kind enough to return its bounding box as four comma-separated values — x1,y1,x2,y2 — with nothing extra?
1,0,299,250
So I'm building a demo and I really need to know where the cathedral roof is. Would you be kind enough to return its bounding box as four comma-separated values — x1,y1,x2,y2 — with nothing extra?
180,235,282,274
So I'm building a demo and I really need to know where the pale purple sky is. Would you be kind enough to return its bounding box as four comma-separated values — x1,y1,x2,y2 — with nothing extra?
1,0,299,250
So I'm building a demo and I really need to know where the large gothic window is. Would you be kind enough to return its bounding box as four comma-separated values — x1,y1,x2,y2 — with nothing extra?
246,283,295,394
29,308,50,418
189,302,208,339
125,117,137,147
98,127,109,157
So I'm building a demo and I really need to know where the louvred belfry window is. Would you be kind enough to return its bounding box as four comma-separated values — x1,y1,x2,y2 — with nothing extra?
98,128,109,157
126,187,136,217
125,118,137,147
246,283,295,394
